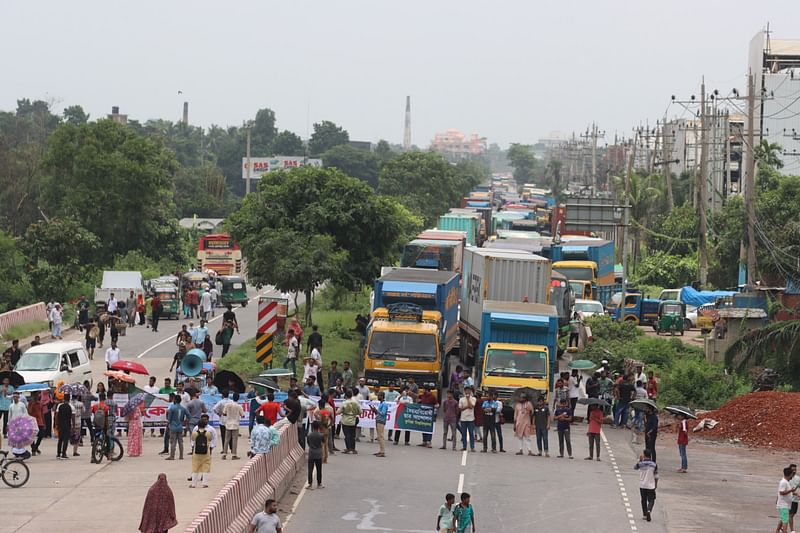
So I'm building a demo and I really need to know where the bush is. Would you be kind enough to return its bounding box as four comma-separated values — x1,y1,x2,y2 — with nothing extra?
658,356,749,410
585,315,642,343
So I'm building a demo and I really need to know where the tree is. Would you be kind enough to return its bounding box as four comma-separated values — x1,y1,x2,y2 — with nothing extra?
374,139,394,163
308,120,349,156
21,217,101,301
649,204,698,257
174,163,237,218
270,130,304,156
251,108,277,156
708,196,745,288
323,145,381,188
754,139,783,170
507,143,538,184
62,105,89,126
725,319,800,377
378,151,476,226
42,119,184,264
545,159,564,199
0,231,34,312
228,166,419,323
612,172,661,267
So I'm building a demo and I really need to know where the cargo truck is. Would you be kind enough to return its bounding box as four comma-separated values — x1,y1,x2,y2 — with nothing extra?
459,248,551,367
477,302,559,408
364,269,460,393
401,239,464,273
607,291,660,326
438,213,481,246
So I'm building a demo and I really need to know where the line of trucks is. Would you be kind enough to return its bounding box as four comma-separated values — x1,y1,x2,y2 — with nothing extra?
361,179,620,412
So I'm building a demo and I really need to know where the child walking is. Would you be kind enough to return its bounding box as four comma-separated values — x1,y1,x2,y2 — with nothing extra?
634,449,658,522
436,493,455,533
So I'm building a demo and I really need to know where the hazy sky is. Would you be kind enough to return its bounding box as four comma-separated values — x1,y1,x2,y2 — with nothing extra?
3,1,799,147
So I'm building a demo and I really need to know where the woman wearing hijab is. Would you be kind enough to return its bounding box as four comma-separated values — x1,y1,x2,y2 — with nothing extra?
139,473,178,533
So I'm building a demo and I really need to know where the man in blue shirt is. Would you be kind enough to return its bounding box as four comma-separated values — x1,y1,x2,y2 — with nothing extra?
249,416,274,456
303,376,321,397
166,395,189,460
193,319,209,347
553,398,573,459
370,391,389,458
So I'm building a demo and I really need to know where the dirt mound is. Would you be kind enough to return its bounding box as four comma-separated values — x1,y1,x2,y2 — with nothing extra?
688,391,800,449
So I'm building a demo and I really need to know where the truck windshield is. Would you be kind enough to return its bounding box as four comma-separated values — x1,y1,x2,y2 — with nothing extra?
484,349,546,377
15,353,59,371
554,267,594,281
368,331,437,361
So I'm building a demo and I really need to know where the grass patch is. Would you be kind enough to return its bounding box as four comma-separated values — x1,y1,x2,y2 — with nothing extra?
0,320,49,342
217,285,370,382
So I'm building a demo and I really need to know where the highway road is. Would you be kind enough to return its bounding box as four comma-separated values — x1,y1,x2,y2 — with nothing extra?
0,287,274,533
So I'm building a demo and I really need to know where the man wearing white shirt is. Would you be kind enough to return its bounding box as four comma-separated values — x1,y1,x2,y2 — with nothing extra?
104,341,120,370
106,294,118,314
200,291,212,321
143,376,160,437
568,369,582,415
309,347,323,389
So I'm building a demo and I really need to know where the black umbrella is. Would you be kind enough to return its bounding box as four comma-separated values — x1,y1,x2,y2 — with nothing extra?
665,405,697,420
630,398,658,411
214,370,245,394
248,377,280,392
0,371,24,388
578,397,611,408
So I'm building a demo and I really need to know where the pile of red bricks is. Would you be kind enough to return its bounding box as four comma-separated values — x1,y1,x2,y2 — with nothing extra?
689,391,800,449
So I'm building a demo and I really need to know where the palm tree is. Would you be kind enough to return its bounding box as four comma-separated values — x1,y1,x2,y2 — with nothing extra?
545,159,563,199
611,172,661,266
754,139,784,170
725,319,800,372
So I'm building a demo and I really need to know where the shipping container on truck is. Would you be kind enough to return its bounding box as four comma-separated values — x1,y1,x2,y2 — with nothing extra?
477,301,559,407
400,239,464,274
449,208,491,244
366,269,460,392
459,248,551,367
438,213,481,246
491,211,531,234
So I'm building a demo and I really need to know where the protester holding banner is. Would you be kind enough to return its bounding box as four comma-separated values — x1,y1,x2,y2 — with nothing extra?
418,386,438,449
338,390,361,454
393,387,413,446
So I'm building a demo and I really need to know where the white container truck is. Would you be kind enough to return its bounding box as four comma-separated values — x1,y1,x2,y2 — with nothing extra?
458,248,551,367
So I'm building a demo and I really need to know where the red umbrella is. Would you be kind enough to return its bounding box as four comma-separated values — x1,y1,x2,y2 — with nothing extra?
109,360,149,376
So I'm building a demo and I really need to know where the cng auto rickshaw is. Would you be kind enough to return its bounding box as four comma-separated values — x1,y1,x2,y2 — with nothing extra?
219,275,248,307
654,300,686,336
152,285,179,319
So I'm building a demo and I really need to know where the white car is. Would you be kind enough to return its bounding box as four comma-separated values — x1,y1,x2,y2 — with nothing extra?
573,299,606,318
14,341,93,389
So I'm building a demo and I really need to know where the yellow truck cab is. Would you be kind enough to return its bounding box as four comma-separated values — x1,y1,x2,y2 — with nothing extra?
480,342,551,402
363,304,443,392
553,260,597,300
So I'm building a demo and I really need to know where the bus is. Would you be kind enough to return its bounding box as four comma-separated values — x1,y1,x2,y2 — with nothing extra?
196,233,243,275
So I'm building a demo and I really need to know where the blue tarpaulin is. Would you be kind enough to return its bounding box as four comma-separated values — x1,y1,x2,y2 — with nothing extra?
679,286,736,307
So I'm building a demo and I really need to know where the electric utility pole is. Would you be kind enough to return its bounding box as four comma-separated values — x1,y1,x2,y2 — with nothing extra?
698,80,709,285
743,72,758,287
245,127,252,195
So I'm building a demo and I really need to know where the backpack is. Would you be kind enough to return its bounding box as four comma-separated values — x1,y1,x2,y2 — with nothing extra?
194,429,209,455
215,330,224,346
94,406,107,430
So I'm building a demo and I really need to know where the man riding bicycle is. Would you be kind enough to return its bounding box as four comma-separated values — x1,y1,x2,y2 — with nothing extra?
91,392,117,461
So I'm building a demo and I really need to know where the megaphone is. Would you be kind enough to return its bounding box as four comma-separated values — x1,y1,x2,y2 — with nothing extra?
181,349,206,377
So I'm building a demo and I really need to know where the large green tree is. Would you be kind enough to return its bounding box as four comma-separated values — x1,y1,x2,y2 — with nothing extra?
507,143,538,184
251,108,277,156
0,231,34,312
42,119,184,264
308,120,349,156
21,217,101,301
174,163,238,218
322,144,380,188
228,166,419,322
270,130,304,156
378,151,481,226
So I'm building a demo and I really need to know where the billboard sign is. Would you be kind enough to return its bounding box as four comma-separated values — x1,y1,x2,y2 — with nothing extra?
242,156,322,180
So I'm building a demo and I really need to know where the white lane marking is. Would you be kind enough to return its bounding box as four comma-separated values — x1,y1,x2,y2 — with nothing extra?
283,484,307,527
601,430,638,533
137,292,271,359
461,450,467,466
457,473,464,493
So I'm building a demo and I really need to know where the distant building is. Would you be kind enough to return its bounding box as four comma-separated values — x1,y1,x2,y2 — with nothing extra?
430,128,487,162
179,218,224,232
107,106,127,125
748,30,800,179
348,140,372,151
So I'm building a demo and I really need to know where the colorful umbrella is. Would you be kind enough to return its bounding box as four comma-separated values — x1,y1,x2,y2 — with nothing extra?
568,359,597,370
109,360,149,376
16,383,49,393
60,383,89,397
7,415,37,448
120,393,146,418
103,370,136,384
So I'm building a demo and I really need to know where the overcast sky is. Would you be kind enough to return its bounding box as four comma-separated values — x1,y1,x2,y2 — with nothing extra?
3,1,799,148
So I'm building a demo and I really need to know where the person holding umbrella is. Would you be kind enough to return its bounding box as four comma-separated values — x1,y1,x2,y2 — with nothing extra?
0,376,15,437
676,413,689,473
645,406,659,462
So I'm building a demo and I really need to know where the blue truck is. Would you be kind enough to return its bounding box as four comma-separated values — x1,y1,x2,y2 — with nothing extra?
609,291,660,326
477,301,559,409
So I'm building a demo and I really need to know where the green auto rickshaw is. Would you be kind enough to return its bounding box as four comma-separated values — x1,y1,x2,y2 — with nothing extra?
219,275,248,307
654,300,686,336
153,285,180,319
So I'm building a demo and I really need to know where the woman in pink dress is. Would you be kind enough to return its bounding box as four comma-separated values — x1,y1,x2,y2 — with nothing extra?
127,405,143,457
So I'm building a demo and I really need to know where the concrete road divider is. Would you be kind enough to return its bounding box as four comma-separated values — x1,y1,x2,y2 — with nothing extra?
186,424,301,533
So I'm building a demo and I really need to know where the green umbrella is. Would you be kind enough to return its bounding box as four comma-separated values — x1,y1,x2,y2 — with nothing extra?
568,359,596,370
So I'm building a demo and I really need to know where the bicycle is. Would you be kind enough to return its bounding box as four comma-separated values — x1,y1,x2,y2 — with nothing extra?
91,431,124,463
0,450,30,488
